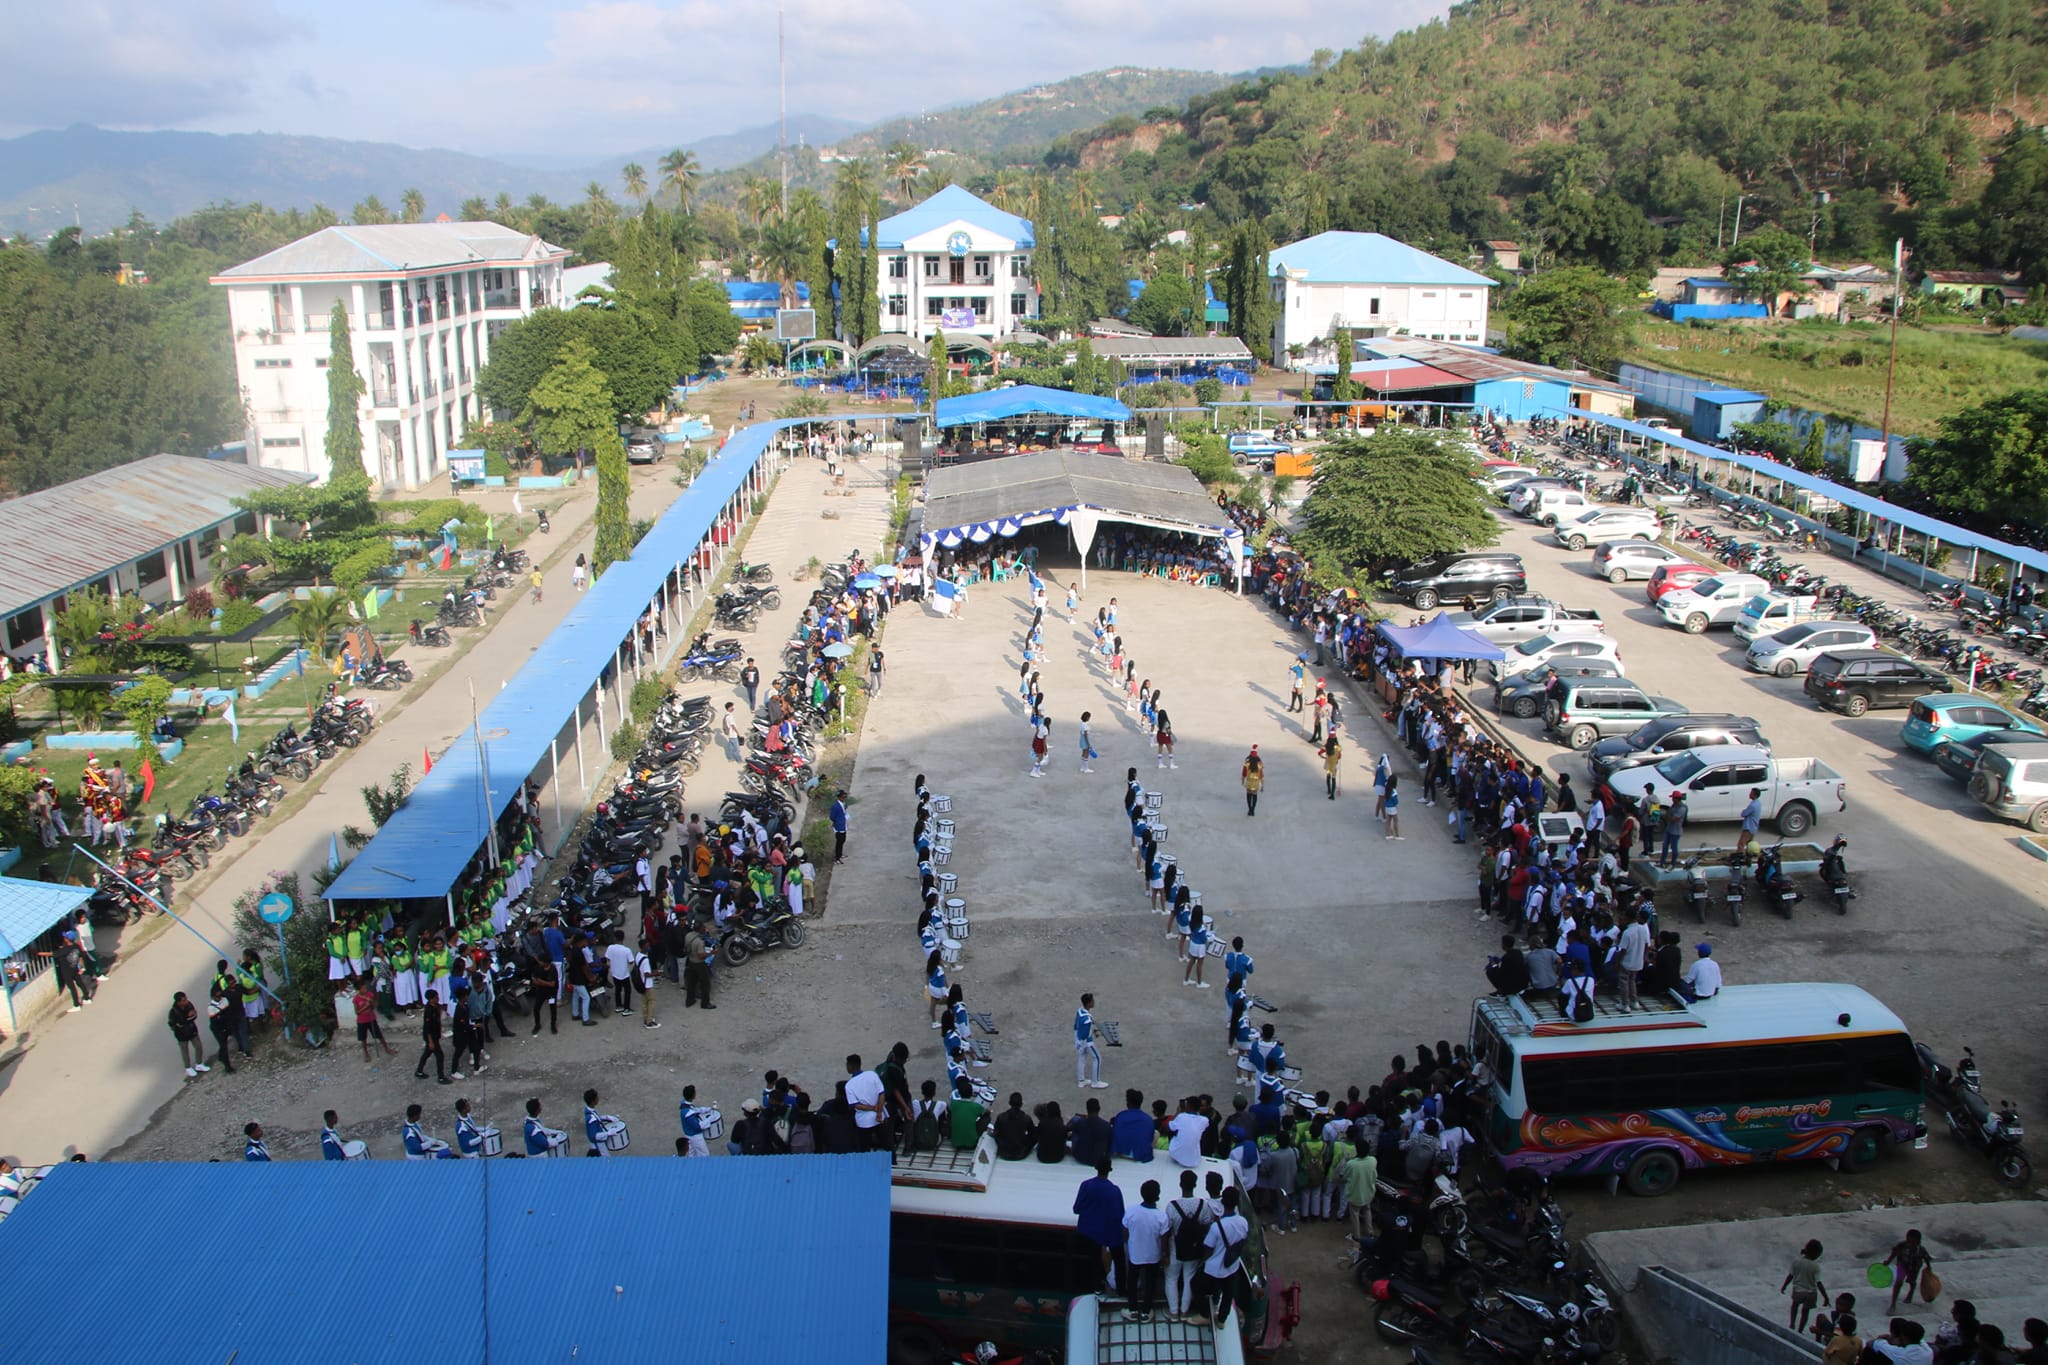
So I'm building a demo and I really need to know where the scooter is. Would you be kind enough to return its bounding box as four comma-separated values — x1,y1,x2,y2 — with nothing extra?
1679,854,1712,923
1757,842,1803,918
1474,1274,1621,1353
1916,1043,2031,1187
1820,836,1855,915
1723,849,1748,927
718,899,807,965
536,508,551,534
410,619,451,647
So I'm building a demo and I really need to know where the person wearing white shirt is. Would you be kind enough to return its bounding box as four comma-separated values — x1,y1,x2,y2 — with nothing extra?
1615,907,1652,1012
603,932,636,1014
1195,1187,1252,1327
1683,943,1724,1001
1120,1180,1172,1323
844,1053,887,1147
1167,1099,1209,1167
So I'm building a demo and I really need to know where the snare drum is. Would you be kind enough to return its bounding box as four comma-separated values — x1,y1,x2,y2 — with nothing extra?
1158,853,1178,872
940,937,962,965
1187,890,1202,913
691,1107,725,1141
343,1140,369,1161
599,1122,632,1154
478,1128,504,1157
934,817,956,840
933,845,952,866
931,794,953,813
1144,791,1164,813
1151,820,1168,842
539,1138,570,1158
945,908,971,942
936,872,959,896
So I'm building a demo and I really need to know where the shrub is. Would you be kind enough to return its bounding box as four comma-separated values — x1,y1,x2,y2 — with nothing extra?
630,678,667,725
218,600,265,635
609,718,641,762
183,586,215,617
1193,377,1223,405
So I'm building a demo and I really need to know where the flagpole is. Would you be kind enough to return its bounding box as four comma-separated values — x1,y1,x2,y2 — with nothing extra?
471,678,499,867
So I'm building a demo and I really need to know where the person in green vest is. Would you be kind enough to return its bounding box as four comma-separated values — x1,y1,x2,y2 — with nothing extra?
390,937,419,1009
344,916,369,979
328,923,352,982
237,949,268,1030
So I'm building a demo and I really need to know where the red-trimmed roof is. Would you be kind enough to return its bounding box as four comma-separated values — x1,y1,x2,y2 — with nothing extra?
1359,363,1465,393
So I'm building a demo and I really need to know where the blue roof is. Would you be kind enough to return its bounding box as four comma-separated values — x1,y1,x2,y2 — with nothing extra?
0,1156,890,1365
1269,231,1494,287
1376,613,1506,661
934,384,1131,429
875,184,1034,250
1694,389,1768,404
0,877,92,956
1686,277,1733,288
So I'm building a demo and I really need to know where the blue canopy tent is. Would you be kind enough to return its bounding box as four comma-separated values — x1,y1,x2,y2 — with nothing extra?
1376,614,1506,661
933,385,1131,429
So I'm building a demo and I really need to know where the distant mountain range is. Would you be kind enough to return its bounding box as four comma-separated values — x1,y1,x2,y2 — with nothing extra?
0,67,1241,236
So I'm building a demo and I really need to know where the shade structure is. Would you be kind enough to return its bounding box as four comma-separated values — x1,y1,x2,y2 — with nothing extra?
1376,613,1506,661
934,384,1132,430
0,877,94,957
921,451,1230,551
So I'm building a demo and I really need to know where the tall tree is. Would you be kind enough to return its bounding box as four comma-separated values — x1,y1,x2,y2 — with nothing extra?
1129,272,1197,336
832,160,881,344
584,182,617,227
1296,430,1498,581
658,148,701,212
1331,329,1356,403
592,433,633,574
352,195,391,225
758,219,813,309
400,188,426,224
459,196,488,221
322,302,369,491
883,142,926,204
492,192,516,224
621,162,648,206
1722,227,1810,312
1500,267,1637,369
1220,219,1275,362
740,178,780,231
1905,387,2048,521
927,331,954,400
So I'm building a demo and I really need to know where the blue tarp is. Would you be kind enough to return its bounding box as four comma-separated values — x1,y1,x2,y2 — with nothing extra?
1562,407,2048,577
1375,614,1506,661
0,877,92,956
0,1156,890,1365
934,384,1132,430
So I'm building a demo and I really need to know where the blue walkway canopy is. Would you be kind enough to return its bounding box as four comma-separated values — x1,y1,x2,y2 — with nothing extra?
1376,614,1506,661
0,877,93,957
0,1155,890,1365
1564,407,2048,577
934,384,1131,430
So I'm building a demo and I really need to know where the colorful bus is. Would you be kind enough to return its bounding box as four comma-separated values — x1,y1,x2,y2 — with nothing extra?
1470,983,1925,1196
887,1137,1266,1363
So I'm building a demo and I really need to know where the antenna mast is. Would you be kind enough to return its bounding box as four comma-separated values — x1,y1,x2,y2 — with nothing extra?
778,2,789,217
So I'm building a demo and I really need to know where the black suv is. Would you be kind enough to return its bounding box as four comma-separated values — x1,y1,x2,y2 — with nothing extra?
1804,649,1953,716
1586,713,1769,784
1391,552,1527,610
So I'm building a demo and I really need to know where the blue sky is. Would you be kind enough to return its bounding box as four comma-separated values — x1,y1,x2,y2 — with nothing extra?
0,0,1452,159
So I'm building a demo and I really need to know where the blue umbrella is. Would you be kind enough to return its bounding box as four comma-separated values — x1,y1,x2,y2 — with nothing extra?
821,642,855,659
853,573,882,589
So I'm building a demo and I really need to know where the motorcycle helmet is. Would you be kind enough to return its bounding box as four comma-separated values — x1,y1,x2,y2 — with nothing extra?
1370,1278,1393,1301
1558,1302,1581,1323
975,1346,999,1365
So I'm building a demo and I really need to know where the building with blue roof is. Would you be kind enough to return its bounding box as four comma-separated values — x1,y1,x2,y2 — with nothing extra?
872,185,1038,340
724,279,812,325
1268,230,1495,363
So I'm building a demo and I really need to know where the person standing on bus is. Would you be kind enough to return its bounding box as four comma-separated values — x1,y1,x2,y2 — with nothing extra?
1122,1180,1170,1323
1194,1186,1252,1328
1073,1160,1127,1294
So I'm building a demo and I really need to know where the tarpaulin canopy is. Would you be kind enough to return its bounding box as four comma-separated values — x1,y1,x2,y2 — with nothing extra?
934,385,1131,430
0,877,93,957
1376,614,1506,661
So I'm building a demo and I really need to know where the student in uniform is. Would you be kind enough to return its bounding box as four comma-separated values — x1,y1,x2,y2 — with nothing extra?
242,1122,271,1162
403,1103,459,1159
320,1111,366,1161
523,1098,568,1156
926,950,949,1028
583,1088,627,1156
455,1099,497,1158
1075,993,1107,1089
1183,909,1214,989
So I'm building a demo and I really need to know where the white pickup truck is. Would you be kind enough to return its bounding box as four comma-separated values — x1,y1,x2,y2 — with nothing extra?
1444,596,1606,647
1603,744,1846,837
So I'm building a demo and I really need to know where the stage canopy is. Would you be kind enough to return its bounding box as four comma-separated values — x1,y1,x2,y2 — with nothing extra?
1376,614,1506,661
934,384,1132,430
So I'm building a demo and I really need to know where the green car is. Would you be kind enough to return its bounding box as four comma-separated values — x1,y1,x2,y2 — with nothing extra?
1542,678,1689,751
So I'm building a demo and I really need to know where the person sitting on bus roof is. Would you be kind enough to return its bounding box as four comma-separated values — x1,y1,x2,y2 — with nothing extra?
1681,942,1723,1001
992,1092,1034,1161
1111,1089,1154,1163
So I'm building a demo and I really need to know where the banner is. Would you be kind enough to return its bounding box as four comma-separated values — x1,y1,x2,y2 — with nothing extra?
940,307,976,329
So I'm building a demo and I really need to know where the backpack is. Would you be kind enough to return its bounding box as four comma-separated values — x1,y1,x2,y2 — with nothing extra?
1171,1199,1211,1261
1569,978,1595,1023
910,1101,944,1152
1298,1139,1329,1189
786,1117,817,1154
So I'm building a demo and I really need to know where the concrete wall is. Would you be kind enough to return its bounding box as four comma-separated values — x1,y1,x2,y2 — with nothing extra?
1628,1267,1821,1365
1615,362,1909,480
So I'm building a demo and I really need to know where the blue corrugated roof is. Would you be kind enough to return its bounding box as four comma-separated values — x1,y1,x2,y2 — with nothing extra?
934,384,1131,429
724,281,811,304
875,184,1034,250
1694,389,1768,404
1268,231,1495,287
1564,406,2048,576
0,877,93,956
0,1156,890,1365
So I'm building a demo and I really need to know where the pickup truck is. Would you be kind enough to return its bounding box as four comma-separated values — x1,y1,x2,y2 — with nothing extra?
1603,743,1846,837
1443,596,1606,647
1731,591,1830,642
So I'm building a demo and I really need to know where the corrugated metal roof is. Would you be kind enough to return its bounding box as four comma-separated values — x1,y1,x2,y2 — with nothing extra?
924,451,1229,539
0,877,93,956
214,222,567,280
1269,231,1495,287
876,185,1035,250
1361,338,1630,396
934,385,1130,429
0,1155,890,1365
0,455,315,618
1694,389,1768,404
1087,336,1254,363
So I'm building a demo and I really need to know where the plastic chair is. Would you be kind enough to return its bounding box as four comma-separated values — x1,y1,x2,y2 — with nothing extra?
990,563,1008,583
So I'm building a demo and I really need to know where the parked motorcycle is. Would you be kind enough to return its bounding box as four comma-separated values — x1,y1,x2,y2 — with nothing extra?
1820,836,1855,916
410,619,451,647
1679,854,1712,923
1723,849,1748,927
1917,1043,2030,1187
1756,842,1803,918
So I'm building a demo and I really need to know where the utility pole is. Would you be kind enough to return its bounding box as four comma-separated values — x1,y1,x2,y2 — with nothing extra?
778,1,789,218
1878,237,1904,465
1730,194,1747,249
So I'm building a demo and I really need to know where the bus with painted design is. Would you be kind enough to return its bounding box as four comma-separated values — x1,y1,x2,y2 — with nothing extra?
886,1136,1266,1363
1469,983,1924,1196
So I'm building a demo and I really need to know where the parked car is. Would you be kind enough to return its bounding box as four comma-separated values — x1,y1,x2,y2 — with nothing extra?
1488,470,1554,495
1517,486,1595,526
1968,739,2048,833
625,429,662,464
1803,649,1954,716
1495,658,1623,720
1604,745,1845,837
1900,695,2046,755
1493,632,1622,681
1592,540,1689,584
1586,714,1770,785
1543,679,1689,750
1932,731,2040,786
1226,432,1291,462
1443,596,1606,647
1744,621,1879,677
1732,592,1832,642
1390,552,1527,610
1657,573,1773,634
1645,562,1717,604
1551,507,1663,552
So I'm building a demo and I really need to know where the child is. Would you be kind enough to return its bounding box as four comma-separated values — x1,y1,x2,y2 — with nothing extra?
1383,775,1402,839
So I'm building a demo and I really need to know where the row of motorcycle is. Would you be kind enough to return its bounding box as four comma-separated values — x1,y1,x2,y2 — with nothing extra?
1359,1174,1614,1364
408,547,531,647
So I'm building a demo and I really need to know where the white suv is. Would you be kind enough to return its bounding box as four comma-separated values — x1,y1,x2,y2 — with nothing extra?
1551,507,1662,551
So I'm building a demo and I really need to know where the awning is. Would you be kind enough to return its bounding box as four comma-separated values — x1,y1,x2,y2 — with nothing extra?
0,877,94,957
921,450,1230,549
934,385,1132,430
1375,614,1506,661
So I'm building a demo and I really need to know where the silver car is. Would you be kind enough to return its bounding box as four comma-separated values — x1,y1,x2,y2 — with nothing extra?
1744,620,1879,677
1591,540,1689,584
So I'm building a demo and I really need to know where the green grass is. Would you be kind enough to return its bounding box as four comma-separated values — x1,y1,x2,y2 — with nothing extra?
1628,319,2048,437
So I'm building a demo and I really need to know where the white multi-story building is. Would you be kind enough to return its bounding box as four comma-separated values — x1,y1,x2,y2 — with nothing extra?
874,185,1038,339
1268,230,1495,364
212,222,570,489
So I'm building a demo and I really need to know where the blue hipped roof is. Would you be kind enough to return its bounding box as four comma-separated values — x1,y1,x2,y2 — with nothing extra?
1270,231,1495,287
0,877,93,957
875,185,1034,250
0,1156,891,1365
934,384,1131,429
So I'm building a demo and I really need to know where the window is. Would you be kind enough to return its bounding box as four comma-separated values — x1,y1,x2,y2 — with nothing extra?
1012,255,1030,277
1459,291,1475,300
252,358,291,369
1523,1033,1920,1115
888,295,907,316
315,357,330,368
136,551,168,587
891,1214,1104,1297
1421,291,1438,299
924,257,942,279
889,256,908,279
1368,298,1381,317
926,298,944,317
1010,293,1029,316
260,435,302,448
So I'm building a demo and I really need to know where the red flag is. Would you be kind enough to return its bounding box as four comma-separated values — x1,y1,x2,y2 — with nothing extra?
422,746,433,775
140,758,156,805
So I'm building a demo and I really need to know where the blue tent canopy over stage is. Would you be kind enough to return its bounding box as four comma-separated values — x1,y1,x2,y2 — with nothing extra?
933,384,1131,429
1376,614,1506,661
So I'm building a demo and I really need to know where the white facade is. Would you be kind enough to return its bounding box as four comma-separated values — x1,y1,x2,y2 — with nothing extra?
1267,230,1494,364
874,185,1038,340
213,223,569,489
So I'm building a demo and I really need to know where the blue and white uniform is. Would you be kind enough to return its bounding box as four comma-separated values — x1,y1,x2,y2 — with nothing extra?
1075,1004,1102,1087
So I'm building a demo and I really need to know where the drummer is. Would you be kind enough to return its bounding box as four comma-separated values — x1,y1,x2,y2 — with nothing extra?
403,1103,459,1159
523,1098,568,1157
455,1098,499,1158
583,1088,628,1156
678,1085,712,1157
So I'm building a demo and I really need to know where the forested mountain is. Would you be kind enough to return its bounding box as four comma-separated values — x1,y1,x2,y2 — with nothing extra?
1051,0,2048,275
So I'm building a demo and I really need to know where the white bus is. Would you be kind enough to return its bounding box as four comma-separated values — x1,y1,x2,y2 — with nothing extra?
1470,983,1925,1197
886,1138,1266,1363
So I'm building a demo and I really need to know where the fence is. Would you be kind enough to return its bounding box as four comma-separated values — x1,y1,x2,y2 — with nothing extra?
1616,363,1908,480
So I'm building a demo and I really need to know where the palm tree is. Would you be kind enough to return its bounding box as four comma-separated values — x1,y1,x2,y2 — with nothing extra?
459,196,488,221
834,157,875,210
400,188,426,223
584,181,616,226
758,220,812,308
659,148,700,212
293,593,351,661
353,195,391,225
621,161,648,205
883,142,926,204
492,192,516,226
740,177,780,231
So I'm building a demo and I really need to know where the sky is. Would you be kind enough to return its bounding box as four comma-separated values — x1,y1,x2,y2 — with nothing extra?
0,0,1452,160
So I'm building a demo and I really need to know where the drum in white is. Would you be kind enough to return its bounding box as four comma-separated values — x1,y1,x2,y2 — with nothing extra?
1151,820,1169,842
934,817,956,840
939,937,962,966
1144,791,1164,813
691,1107,725,1141
1188,890,1202,912
538,1139,570,1158
342,1140,369,1161
936,872,959,896
1158,853,1178,873
944,897,969,940
931,794,953,813
478,1128,504,1157
599,1122,632,1153
932,844,952,866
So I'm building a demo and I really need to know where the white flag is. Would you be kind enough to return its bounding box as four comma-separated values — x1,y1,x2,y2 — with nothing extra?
513,490,523,516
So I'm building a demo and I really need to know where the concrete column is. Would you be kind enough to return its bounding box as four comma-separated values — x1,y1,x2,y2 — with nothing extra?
573,702,587,792
549,737,563,845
